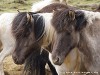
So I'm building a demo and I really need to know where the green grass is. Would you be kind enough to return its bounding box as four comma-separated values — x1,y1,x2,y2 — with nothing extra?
0,0,40,13
0,0,100,13
69,0,100,5
68,0,100,10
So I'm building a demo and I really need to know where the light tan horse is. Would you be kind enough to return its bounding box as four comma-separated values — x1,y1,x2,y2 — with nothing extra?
51,9,100,75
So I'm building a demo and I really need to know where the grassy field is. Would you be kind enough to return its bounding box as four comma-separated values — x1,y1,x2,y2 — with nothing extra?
69,0,100,5
0,0,100,13
0,0,39,12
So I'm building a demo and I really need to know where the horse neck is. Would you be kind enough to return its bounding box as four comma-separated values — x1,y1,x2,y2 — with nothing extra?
78,10,100,56
39,13,55,47
78,10,100,71
78,28,100,71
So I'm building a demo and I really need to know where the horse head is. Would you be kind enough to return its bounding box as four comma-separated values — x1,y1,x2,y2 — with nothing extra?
12,12,45,64
51,9,87,65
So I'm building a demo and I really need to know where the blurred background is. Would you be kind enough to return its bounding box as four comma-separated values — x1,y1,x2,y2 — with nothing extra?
0,0,100,12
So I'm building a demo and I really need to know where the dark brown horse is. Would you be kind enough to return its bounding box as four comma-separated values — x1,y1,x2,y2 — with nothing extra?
51,9,100,75
31,0,67,12
12,12,44,64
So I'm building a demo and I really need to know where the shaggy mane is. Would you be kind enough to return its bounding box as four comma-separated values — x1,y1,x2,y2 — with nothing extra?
12,12,33,39
51,9,75,32
52,9,87,32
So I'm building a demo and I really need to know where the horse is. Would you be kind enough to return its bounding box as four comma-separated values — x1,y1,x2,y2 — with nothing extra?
0,12,57,75
31,0,67,12
0,12,59,75
12,7,81,75
35,3,75,13
50,9,100,75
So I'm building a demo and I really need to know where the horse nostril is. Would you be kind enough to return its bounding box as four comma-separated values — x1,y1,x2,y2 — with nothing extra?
12,54,19,64
53,57,59,64
13,56,17,61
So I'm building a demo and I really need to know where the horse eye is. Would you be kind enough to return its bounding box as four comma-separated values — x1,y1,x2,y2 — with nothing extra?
24,32,30,37
66,31,71,35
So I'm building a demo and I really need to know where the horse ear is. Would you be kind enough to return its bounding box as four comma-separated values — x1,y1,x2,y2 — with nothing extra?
27,13,31,22
75,11,87,31
27,13,34,23
68,10,75,20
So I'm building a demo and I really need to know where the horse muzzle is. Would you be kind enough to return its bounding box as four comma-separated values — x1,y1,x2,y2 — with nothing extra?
12,54,25,65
